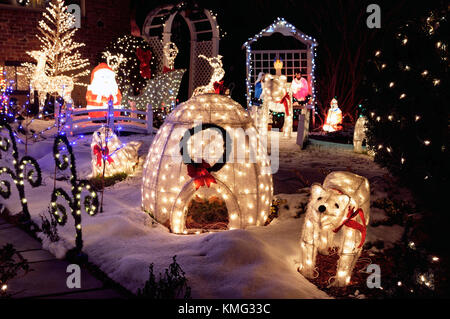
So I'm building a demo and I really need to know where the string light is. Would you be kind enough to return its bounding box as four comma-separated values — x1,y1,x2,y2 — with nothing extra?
243,18,318,108
51,134,99,254
0,123,42,220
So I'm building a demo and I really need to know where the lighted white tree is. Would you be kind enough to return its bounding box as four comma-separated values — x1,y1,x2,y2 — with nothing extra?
22,0,89,102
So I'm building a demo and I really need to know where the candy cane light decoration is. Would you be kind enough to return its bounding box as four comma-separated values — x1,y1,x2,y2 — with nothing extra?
299,171,370,287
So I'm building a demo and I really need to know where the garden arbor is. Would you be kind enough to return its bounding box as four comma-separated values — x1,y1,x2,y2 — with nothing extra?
142,4,220,98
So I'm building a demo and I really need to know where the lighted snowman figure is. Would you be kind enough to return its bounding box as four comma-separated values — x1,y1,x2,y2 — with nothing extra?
323,98,343,132
261,59,293,138
91,127,141,178
142,70,273,234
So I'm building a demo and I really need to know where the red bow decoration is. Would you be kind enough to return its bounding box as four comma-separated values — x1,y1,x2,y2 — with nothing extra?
187,160,217,190
93,145,114,167
214,81,225,94
136,48,152,79
278,92,290,116
333,206,367,248
163,66,174,73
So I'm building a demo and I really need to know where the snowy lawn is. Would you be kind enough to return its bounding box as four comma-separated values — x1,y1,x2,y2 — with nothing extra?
1,121,411,298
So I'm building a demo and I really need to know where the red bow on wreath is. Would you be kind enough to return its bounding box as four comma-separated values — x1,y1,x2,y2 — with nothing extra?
136,48,152,79
278,92,290,116
333,206,367,248
214,81,225,95
162,66,174,73
187,160,217,190
93,145,114,167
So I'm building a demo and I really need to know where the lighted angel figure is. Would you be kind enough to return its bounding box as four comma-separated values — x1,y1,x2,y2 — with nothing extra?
91,127,141,178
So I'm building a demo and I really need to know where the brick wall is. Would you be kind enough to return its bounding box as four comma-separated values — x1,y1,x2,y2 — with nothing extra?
0,0,131,106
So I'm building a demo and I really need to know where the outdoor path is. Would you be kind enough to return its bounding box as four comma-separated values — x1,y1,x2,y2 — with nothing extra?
0,216,126,299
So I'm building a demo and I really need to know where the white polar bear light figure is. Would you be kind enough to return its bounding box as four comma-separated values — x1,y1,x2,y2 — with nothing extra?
261,74,293,138
299,171,370,287
353,116,368,153
91,127,142,178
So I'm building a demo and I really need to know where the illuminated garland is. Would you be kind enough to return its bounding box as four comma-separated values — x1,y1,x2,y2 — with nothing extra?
50,134,99,254
0,123,42,220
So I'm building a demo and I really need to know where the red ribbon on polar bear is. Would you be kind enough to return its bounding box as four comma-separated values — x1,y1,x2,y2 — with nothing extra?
333,206,366,248
187,160,217,190
93,145,114,167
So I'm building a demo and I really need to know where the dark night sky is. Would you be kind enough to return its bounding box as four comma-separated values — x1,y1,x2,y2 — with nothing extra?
130,0,442,106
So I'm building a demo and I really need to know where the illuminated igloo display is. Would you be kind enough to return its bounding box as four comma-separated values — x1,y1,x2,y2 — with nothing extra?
141,93,273,234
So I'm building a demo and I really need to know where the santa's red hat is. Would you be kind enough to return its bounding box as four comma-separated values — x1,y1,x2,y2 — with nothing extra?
90,63,114,83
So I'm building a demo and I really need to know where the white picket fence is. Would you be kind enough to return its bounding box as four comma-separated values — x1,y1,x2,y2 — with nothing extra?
59,105,153,135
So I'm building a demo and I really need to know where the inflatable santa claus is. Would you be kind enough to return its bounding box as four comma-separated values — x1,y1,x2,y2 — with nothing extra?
86,63,121,118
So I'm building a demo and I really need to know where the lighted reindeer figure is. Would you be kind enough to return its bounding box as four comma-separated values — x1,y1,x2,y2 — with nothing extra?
28,50,74,115
192,55,225,96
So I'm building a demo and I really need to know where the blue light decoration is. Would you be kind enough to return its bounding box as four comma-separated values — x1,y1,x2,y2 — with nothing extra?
0,123,42,221
50,134,99,257
242,17,318,108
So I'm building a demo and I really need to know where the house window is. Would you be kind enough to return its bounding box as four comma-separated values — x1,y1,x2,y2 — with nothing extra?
3,62,30,94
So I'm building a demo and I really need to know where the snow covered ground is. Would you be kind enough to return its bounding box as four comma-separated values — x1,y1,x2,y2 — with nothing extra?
0,120,411,298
